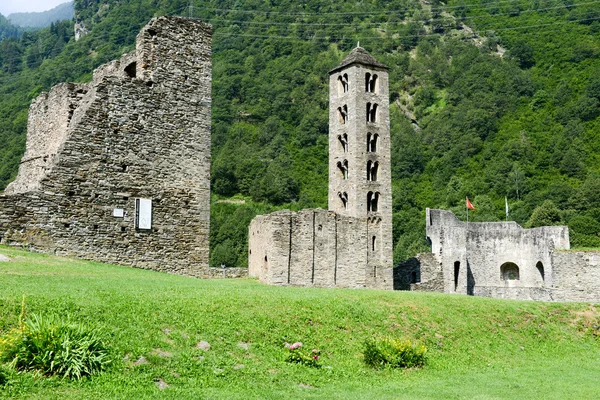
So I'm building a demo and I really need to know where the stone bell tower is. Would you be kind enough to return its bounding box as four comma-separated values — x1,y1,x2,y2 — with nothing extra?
328,46,393,283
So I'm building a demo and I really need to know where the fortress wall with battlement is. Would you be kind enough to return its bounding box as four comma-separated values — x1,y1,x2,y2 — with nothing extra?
0,17,213,277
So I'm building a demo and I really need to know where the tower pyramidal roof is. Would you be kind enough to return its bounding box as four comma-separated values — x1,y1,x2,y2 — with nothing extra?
329,45,388,74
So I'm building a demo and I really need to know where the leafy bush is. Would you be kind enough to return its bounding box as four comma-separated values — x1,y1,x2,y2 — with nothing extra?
284,342,321,368
364,338,426,369
0,314,111,379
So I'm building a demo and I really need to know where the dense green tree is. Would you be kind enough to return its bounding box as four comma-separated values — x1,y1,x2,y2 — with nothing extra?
526,200,563,228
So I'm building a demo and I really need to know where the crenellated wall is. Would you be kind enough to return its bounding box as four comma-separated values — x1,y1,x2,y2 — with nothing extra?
0,17,214,277
397,208,600,302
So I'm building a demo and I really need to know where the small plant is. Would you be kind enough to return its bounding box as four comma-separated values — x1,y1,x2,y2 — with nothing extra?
0,365,9,386
363,338,426,369
0,313,111,379
285,342,321,368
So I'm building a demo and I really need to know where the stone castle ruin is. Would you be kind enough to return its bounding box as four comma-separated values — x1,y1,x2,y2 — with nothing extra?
0,17,215,277
248,47,394,289
1,16,597,301
395,209,600,302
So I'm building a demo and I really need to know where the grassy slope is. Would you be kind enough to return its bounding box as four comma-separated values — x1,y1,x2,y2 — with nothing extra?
0,245,599,399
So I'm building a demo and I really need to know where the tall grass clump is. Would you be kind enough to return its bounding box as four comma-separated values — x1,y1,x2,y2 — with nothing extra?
0,313,111,379
364,338,426,369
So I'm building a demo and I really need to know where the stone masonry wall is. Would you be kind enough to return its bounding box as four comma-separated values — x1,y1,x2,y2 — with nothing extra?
404,208,600,302
551,251,600,302
248,208,392,289
0,17,213,277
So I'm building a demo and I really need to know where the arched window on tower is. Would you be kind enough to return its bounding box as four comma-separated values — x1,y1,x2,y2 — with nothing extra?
338,133,348,153
337,73,349,95
367,191,379,212
337,160,348,180
366,103,377,123
365,73,378,93
338,192,348,209
367,133,378,152
367,161,379,181
338,105,348,124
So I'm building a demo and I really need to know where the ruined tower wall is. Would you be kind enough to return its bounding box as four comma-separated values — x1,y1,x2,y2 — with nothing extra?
0,17,212,276
4,83,89,195
248,209,392,289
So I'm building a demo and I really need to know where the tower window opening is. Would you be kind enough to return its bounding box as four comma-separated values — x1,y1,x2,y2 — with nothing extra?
338,73,349,95
365,72,378,93
338,105,348,124
337,160,349,180
366,103,378,123
367,191,379,212
124,62,137,78
367,161,379,181
454,261,460,291
338,133,348,153
372,235,376,251
338,192,348,209
367,133,378,152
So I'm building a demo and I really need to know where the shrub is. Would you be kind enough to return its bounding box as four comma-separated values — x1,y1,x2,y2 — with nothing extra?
363,338,426,369
284,342,321,368
0,314,111,379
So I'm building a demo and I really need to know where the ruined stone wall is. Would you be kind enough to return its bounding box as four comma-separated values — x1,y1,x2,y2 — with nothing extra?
248,208,392,289
402,208,600,302
4,83,89,195
0,17,213,277
551,251,600,302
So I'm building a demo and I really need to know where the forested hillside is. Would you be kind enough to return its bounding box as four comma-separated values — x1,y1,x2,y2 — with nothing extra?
0,14,23,40
0,0,599,267
7,2,74,28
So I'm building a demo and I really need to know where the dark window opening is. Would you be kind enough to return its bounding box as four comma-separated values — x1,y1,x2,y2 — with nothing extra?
338,73,349,94
454,261,460,291
93,224,99,230
501,262,520,280
372,235,376,251
124,62,137,78
264,255,268,262
338,192,348,209
337,160,348,180
536,261,545,282
367,160,379,181
338,134,348,153
367,133,378,152
64,223,70,228
366,103,378,123
365,72,378,93
123,196,129,201
121,226,126,232
367,191,379,212
338,105,348,124
411,271,418,284
68,191,75,197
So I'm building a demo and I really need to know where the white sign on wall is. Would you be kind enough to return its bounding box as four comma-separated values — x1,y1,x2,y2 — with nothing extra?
135,198,152,230
113,208,124,218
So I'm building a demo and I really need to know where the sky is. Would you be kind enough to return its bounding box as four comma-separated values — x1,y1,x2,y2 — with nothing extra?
0,0,69,16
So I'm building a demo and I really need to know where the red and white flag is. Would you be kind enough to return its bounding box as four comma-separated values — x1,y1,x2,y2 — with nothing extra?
466,197,475,210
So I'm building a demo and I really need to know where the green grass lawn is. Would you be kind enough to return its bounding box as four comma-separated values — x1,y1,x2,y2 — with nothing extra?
0,245,599,399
